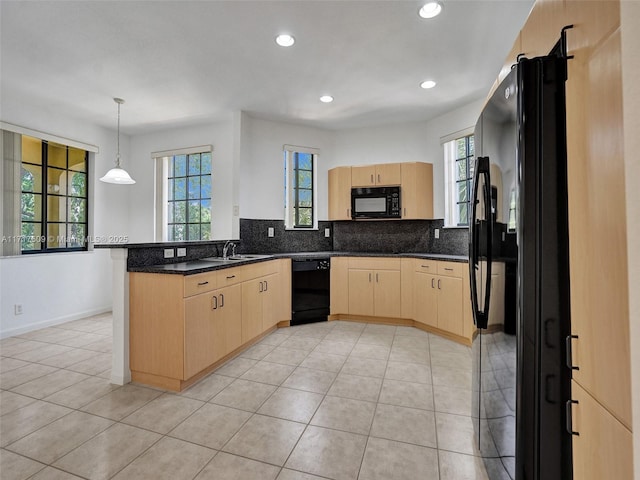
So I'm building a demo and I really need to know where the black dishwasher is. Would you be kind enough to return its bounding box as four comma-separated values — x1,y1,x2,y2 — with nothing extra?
291,258,330,325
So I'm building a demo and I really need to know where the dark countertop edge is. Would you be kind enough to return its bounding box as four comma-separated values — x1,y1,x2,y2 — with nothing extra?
130,252,469,275
95,240,238,249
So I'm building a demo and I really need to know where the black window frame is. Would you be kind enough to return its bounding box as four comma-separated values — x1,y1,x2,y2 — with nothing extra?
291,151,314,229
166,152,212,241
21,138,89,254
454,134,474,227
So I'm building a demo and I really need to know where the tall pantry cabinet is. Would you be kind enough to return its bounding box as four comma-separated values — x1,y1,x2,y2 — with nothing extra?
508,1,633,478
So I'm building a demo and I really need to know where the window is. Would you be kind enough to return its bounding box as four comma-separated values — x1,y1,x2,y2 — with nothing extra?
20,135,88,252
166,152,212,241
444,134,474,227
153,145,213,242
284,145,318,229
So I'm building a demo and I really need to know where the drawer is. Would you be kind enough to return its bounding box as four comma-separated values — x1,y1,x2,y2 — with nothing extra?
217,260,279,287
414,259,437,273
437,261,464,278
348,257,401,271
184,271,218,297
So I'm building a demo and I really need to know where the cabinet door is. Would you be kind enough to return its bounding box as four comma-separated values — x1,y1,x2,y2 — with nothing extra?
242,278,264,343
219,284,242,357
348,269,374,316
184,292,218,379
262,274,278,331
414,272,437,327
328,167,352,220
373,270,401,317
375,163,401,185
571,380,633,480
437,276,463,336
351,165,376,187
401,162,433,219
331,257,349,314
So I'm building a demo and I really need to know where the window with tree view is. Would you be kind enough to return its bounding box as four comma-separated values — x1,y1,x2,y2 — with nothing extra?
284,148,317,229
167,152,212,241
21,135,88,252
445,134,474,227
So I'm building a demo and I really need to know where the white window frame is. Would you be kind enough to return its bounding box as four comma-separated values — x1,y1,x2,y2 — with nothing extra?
284,144,319,230
442,128,474,228
152,145,213,241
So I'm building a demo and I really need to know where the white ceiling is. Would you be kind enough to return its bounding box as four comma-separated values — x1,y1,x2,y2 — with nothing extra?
0,0,534,136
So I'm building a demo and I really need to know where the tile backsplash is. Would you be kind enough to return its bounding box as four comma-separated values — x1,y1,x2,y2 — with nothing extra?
239,218,468,256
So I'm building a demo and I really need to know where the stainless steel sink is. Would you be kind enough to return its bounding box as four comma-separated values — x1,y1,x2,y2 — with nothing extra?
200,254,273,262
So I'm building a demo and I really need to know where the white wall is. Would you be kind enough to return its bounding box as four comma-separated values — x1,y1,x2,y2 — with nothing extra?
239,116,336,221
0,97,129,337
423,99,485,218
127,117,236,242
620,3,640,477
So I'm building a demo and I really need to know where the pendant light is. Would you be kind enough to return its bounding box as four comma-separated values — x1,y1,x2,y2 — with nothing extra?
100,98,136,184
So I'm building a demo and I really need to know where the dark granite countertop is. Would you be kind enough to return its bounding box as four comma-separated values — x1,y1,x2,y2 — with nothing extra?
130,251,468,275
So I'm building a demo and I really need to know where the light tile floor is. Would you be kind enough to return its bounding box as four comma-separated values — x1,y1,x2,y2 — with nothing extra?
0,314,489,480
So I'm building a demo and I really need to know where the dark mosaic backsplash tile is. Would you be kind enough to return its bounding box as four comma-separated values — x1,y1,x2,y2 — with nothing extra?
127,241,230,268
332,219,468,256
239,218,333,254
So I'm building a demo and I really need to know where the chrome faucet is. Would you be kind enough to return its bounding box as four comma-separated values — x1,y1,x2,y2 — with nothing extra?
222,240,235,259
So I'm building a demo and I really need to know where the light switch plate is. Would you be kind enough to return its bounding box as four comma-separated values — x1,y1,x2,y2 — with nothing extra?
268,227,274,238
324,228,331,238
177,247,187,257
164,248,175,258
434,229,440,239
233,205,240,216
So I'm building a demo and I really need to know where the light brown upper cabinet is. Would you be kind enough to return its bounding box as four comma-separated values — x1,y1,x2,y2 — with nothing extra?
328,162,433,220
400,162,433,219
351,163,401,187
328,166,352,220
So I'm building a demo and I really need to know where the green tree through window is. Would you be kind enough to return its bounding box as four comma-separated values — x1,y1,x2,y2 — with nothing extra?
167,152,212,240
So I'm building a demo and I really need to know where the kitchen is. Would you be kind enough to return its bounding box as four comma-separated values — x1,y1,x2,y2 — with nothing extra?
1,1,639,479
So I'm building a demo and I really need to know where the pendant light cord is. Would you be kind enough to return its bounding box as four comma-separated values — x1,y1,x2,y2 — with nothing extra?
116,101,121,168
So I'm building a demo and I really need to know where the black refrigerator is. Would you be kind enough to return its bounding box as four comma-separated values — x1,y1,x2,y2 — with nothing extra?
469,45,573,479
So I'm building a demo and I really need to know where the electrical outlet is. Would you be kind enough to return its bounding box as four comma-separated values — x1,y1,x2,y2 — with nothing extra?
434,229,440,239
324,228,331,238
14,304,23,315
164,248,175,258
177,247,187,257
268,227,274,238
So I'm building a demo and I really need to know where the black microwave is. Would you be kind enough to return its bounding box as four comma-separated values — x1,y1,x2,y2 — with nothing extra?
351,186,401,219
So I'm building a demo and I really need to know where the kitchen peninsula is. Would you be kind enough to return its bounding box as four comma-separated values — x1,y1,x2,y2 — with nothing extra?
98,235,475,391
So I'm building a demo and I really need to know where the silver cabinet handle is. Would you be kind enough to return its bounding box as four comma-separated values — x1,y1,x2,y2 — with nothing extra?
376,273,379,283
226,275,235,280
422,264,430,269
444,268,454,271
264,280,268,292
211,295,218,310
198,281,209,286
566,400,580,436
431,278,435,288
404,207,406,216
259,281,263,292
437,279,441,289
219,293,224,308
377,174,381,183
370,174,374,184
369,273,372,282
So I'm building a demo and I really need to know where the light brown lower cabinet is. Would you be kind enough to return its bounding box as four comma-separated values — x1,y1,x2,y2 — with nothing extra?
414,261,463,336
330,256,472,344
184,284,241,379
571,380,633,480
129,259,287,391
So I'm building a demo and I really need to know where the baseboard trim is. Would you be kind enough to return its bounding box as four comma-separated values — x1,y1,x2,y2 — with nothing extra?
0,306,113,339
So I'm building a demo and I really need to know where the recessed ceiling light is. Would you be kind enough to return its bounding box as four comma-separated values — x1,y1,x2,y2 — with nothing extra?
420,80,437,89
419,1,443,19
320,95,334,103
275,34,295,47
